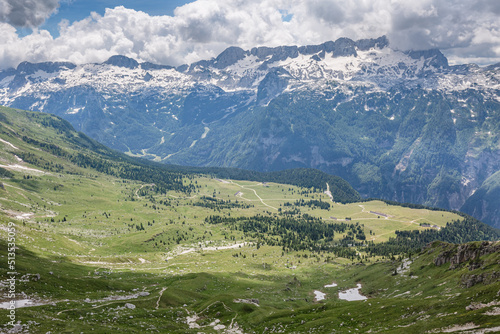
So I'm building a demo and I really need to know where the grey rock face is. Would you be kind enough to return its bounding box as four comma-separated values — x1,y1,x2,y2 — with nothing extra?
214,46,248,69
104,55,139,69
256,67,291,105
16,61,76,74
355,36,389,50
405,49,449,68
434,242,500,268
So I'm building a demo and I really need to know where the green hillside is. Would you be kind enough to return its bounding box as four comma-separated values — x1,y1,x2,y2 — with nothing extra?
0,107,499,333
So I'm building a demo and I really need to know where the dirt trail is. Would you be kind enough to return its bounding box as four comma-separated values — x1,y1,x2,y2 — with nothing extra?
0,138,19,150
156,287,167,309
135,183,155,198
166,242,247,260
229,180,277,210
0,164,47,174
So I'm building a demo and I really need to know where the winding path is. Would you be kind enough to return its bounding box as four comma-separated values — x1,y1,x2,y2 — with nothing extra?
135,183,155,198
229,180,277,210
156,287,167,309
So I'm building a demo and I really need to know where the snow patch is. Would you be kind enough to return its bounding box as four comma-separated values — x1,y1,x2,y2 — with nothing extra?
186,314,201,329
314,290,326,301
0,299,51,309
66,107,84,114
338,284,367,301
201,126,210,139
226,55,260,76
324,282,338,288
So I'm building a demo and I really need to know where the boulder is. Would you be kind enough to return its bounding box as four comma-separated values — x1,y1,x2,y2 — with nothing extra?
125,303,136,309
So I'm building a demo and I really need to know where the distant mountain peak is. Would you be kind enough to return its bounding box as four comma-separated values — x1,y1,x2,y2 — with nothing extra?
405,49,449,68
16,61,76,74
355,35,389,50
104,55,139,69
213,46,247,69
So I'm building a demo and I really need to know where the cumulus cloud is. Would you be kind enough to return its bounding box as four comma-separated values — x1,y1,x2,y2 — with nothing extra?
0,0,60,27
0,0,499,69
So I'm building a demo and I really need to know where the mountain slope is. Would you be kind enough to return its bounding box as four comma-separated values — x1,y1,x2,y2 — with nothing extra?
0,37,499,226
461,170,500,228
0,106,360,202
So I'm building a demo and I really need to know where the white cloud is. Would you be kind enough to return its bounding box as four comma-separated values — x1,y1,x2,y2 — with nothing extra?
0,0,60,27
0,0,499,69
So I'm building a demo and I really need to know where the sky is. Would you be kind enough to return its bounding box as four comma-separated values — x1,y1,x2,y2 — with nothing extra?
0,0,499,69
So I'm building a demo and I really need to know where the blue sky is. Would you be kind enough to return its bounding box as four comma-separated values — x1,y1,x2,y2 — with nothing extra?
1,0,499,69
33,0,193,37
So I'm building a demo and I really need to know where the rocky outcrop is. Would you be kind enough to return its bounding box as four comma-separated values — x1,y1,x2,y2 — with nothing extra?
461,272,500,288
432,241,500,288
140,62,173,70
234,298,260,306
256,67,291,105
434,241,500,269
355,36,389,51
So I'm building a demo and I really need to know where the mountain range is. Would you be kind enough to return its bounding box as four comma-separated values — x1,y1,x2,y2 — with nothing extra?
0,36,499,227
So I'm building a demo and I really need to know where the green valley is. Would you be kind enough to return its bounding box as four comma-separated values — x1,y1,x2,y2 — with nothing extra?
0,107,499,333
